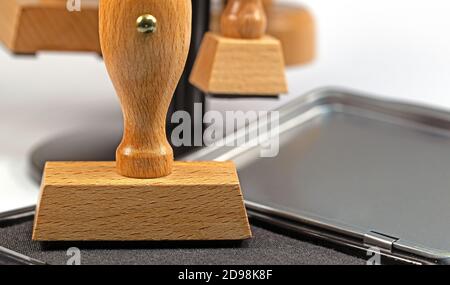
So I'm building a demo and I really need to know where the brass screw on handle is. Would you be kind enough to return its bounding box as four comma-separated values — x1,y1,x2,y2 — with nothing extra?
136,14,157,34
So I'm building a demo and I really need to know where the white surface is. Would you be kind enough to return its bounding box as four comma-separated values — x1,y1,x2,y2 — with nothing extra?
1,0,450,212
211,0,450,112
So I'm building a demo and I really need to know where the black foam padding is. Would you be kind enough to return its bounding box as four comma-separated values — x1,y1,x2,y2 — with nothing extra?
0,220,364,265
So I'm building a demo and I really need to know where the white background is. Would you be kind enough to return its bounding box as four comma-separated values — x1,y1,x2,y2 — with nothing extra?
1,0,450,211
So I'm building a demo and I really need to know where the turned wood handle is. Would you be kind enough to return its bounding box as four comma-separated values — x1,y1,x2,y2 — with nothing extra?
99,0,192,178
221,0,267,39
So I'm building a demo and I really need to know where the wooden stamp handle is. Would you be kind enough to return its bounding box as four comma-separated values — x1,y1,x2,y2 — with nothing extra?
99,0,192,178
220,0,267,39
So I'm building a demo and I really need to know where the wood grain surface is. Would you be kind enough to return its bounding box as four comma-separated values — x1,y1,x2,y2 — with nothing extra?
191,0,287,96
32,161,252,241
100,0,191,178
0,0,100,54
32,0,252,242
211,2,315,66
190,33,287,95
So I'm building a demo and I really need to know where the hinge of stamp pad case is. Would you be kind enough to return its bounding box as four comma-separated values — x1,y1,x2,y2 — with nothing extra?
364,231,399,252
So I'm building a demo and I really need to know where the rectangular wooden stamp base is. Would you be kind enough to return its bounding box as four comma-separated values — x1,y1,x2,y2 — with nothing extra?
32,161,252,241
190,32,288,96
0,0,100,54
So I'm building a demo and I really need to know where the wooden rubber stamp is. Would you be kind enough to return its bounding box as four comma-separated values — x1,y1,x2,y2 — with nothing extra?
0,0,100,54
210,0,315,67
190,0,288,96
32,0,252,242
265,2,315,66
